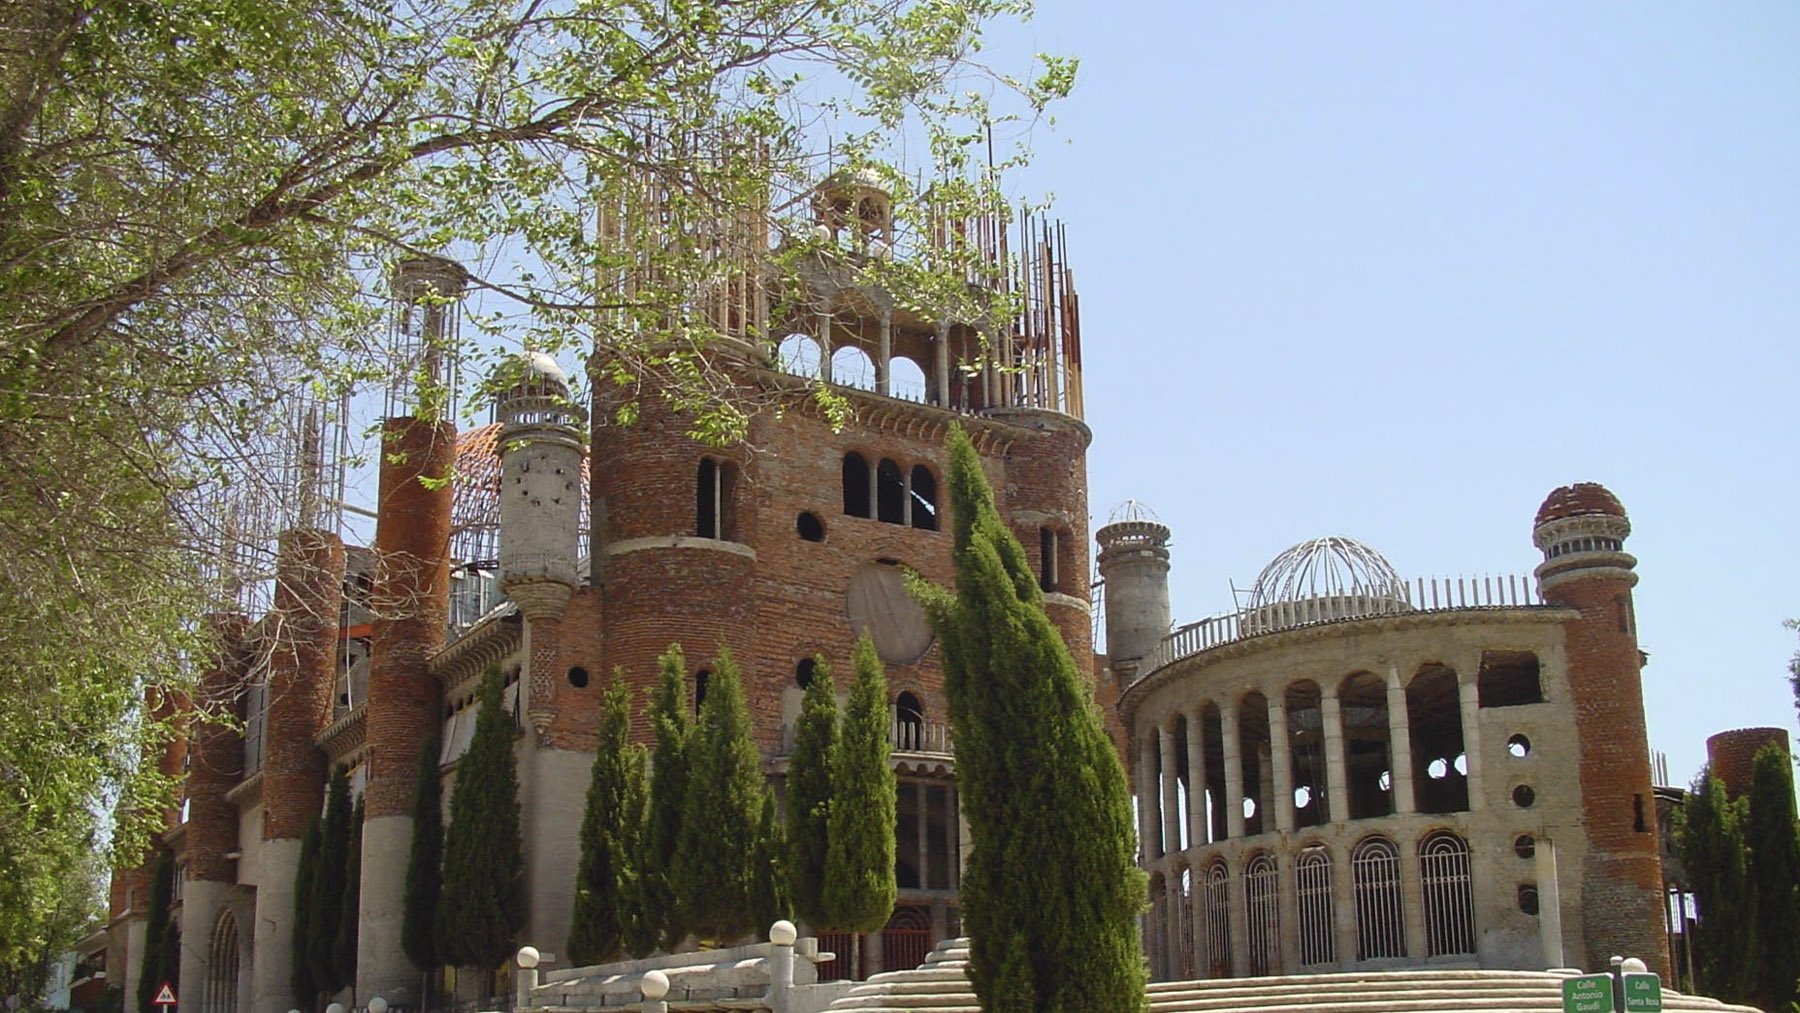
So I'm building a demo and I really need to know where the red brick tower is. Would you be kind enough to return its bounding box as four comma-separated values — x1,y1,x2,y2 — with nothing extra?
248,525,345,1012
1532,482,1668,978
1705,727,1791,799
176,613,251,1005
356,256,462,1008
106,684,191,1011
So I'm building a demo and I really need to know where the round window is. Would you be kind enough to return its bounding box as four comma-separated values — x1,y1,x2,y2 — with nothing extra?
1513,784,1536,809
1514,834,1536,859
1508,734,1531,758
845,562,934,665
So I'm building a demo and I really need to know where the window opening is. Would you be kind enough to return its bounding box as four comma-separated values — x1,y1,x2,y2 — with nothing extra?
1351,836,1406,961
831,345,876,391
1239,691,1271,836
842,453,872,517
695,458,735,540
1341,672,1393,820
566,666,589,689
1518,884,1540,916
795,658,817,690
1513,784,1536,808
1246,852,1281,975
1039,526,1060,592
889,355,928,402
694,669,711,714
1419,831,1476,956
1478,651,1543,707
1407,664,1468,814
895,692,925,751
1514,835,1536,859
1296,846,1336,967
909,465,938,530
1507,734,1531,758
877,458,906,524
776,333,823,377
1288,681,1328,827
797,512,826,542
1202,860,1232,978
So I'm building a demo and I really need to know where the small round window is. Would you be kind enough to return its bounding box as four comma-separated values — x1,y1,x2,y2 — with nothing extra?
566,666,589,689
1514,834,1536,859
797,512,825,542
1508,734,1531,758
1518,884,1540,916
1513,784,1536,809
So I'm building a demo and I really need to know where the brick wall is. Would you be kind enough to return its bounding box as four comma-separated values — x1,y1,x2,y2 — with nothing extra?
1705,727,1789,799
262,528,345,840
364,417,454,820
185,614,249,882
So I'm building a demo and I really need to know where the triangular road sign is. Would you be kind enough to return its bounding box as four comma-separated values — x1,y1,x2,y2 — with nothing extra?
153,982,177,1006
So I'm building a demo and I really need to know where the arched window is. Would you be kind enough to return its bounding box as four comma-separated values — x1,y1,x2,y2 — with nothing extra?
889,355,928,401
204,910,240,1013
1245,852,1281,976
1408,664,1468,814
909,465,938,531
1202,859,1232,978
1351,835,1405,960
1287,681,1328,827
831,345,876,390
776,333,823,377
895,692,924,751
1176,867,1196,980
877,458,906,524
694,669,712,714
695,457,736,540
1038,526,1061,592
1419,831,1475,956
1296,845,1336,967
1340,671,1393,820
842,453,871,517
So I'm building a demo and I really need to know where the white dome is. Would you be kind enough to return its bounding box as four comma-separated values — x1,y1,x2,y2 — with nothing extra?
1250,536,1405,607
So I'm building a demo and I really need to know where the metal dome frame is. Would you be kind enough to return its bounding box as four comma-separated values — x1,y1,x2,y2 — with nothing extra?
1249,536,1406,608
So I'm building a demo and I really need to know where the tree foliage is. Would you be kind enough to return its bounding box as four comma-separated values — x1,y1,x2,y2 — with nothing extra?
308,767,353,995
642,644,692,951
785,657,838,928
752,790,793,935
402,734,445,971
291,817,323,1003
824,637,896,934
135,850,177,1013
672,648,768,943
436,666,527,971
1747,745,1800,1010
0,0,1070,969
333,797,365,988
914,426,1146,1013
1676,770,1756,1003
569,671,650,965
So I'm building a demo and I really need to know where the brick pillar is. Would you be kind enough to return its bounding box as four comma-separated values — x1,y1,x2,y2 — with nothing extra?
250,527,344,1013
180,614,249,1001
357,416,454,1009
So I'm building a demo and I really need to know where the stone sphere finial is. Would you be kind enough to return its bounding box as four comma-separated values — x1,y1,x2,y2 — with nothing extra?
642,969,671,999
325,1004,346,1013
517,945,541,969
368,998,389,1013
770,919,798,946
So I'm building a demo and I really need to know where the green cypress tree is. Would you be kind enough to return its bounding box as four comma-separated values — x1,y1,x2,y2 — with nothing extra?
671,647,764,943
785,656,837,928
309,767,352,994
402,734,444,973
642,644,692,951
1677,769,1756,1002
823,636,898,978
569,670,651,965
1747,745,1800,1008
291,816,322,1004
136,849,174,1013
436,665,527,972
333,797,364,986
914,425,1147,1013
752,789,793,933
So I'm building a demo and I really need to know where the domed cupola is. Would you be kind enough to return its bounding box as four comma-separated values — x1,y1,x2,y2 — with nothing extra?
1243,536,1411,634
812,167,893,250
493,351,587,621
1532,482,1635,592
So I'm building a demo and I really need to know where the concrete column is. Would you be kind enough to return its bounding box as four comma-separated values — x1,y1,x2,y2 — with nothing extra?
1160,721,1182,856
1321,688,1349,824
1457,664,1484,809
1185,706,1209,848
1537,838,1566,968
933,323,951,407
357,416,454,1008
250,838,303,1013
1276,849,1303,975
875,309,892,396
1385,665,1416,815
1331,840,1358,970
1188,867,1209,978
178,880,228,1012
1221,702,1245,840
816,311,833,383
1399,837,1428,960
1269,698,1294,833
916,781,930,888
1164,873,1184,980
1137,730,1161,860
1226,856,1250,978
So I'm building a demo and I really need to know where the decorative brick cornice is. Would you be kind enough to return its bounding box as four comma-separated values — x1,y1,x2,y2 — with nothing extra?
430,611,522,687
316,702,367,761
224,771,262,808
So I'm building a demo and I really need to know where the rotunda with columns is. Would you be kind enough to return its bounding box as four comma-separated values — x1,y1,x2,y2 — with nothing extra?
1103,484,1667,985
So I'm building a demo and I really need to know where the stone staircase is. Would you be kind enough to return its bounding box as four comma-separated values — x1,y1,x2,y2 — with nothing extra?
824,939,1760,1013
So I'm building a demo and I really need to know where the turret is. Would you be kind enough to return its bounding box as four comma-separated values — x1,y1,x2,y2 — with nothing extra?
497,352,584,621
1531,482,1668,979
812,167,893,251
1096,501,1172,679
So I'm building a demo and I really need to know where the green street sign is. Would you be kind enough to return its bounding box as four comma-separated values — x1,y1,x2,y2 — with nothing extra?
1622,972,1663,1012
1562,973,1614,1013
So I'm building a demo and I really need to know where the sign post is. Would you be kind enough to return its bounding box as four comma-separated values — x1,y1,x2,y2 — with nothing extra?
1562,973,1613,1013
1621,972,1663,1012
152,982,177,1009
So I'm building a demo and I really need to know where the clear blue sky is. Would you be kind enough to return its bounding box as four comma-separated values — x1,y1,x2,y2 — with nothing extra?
985,2,1799,786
